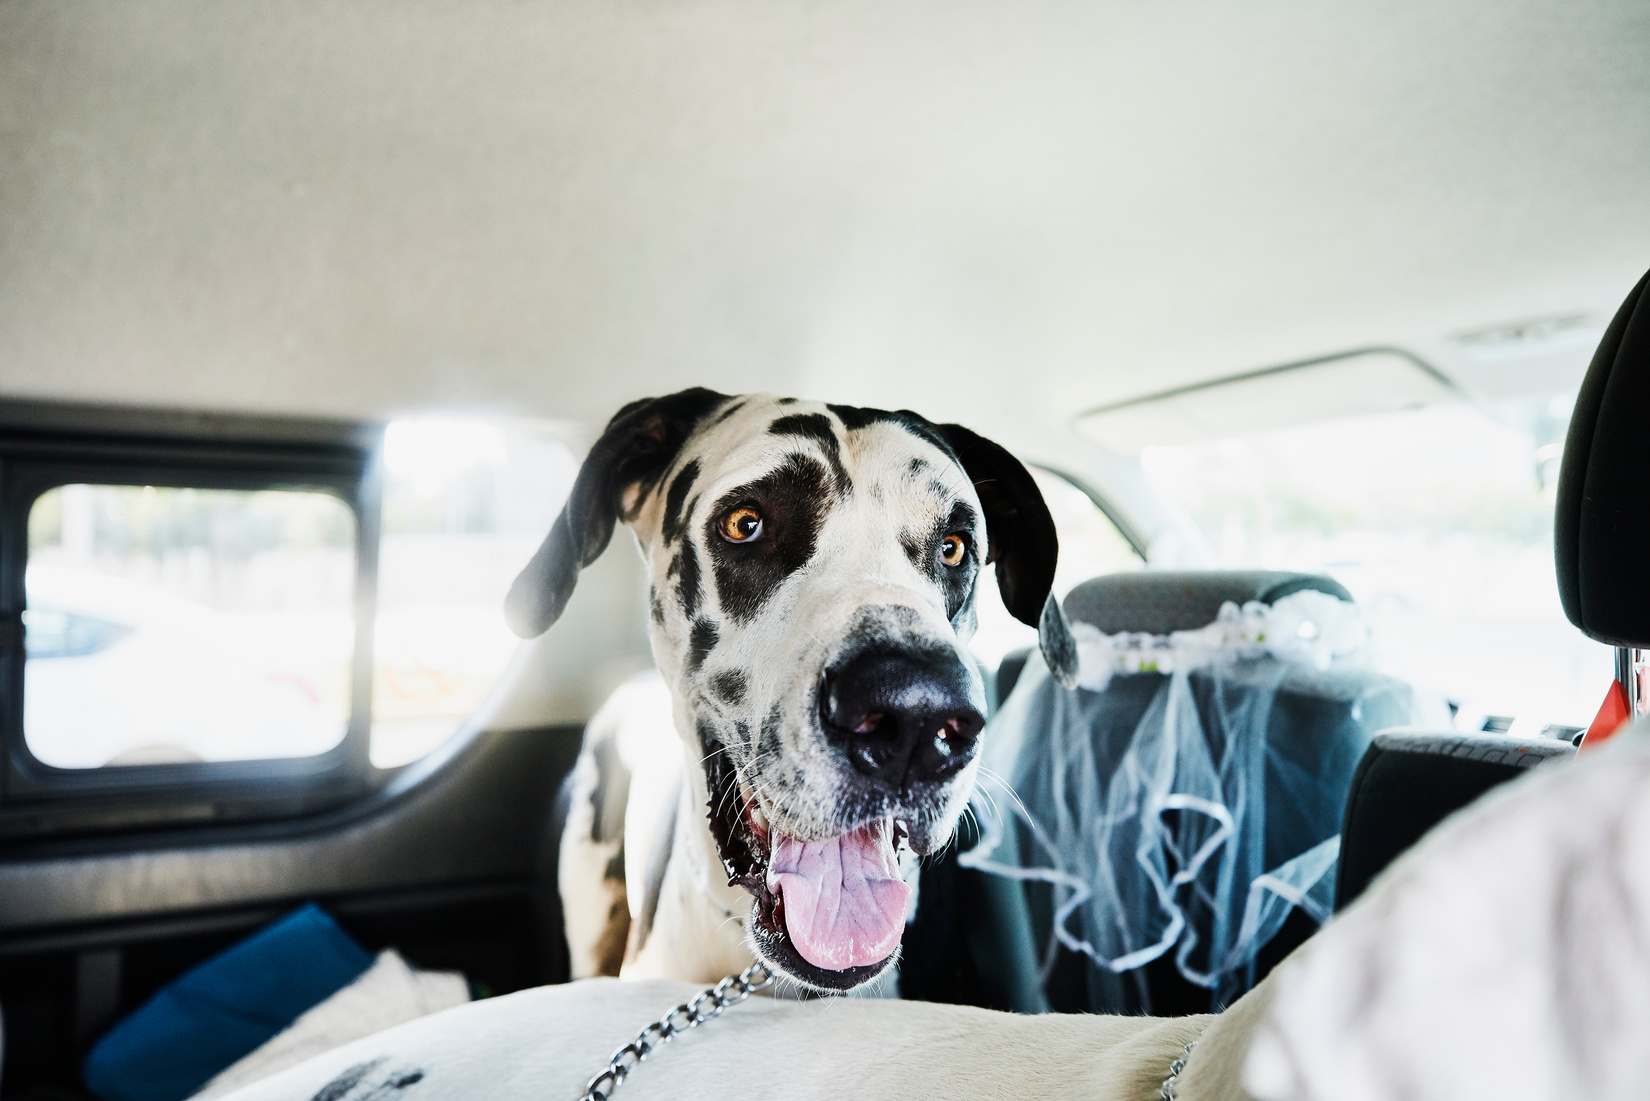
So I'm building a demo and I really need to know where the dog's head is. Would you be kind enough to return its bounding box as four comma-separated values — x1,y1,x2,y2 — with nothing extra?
507,390,1077,990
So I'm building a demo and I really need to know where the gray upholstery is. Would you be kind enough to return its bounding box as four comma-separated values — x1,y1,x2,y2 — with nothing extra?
1335,729,1574,912
1063,570,1352,635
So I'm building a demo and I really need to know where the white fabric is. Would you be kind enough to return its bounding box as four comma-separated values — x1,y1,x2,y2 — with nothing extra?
1070,590,1369,692
1245,722,1650,1101
209,976,1216,1101
961,591,1395,1006
192,949,468,1099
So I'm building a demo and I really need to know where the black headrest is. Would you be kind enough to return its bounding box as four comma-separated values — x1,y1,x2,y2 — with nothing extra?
1062,570,1352,635
1335,729,1574,912
1556,267,1650,646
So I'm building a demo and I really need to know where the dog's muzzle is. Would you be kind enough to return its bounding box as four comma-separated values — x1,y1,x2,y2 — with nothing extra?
819,647,985,790
703,641,985,991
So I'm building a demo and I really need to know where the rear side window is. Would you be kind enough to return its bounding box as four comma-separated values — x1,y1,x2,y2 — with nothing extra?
370,420,574,768
0,411,377,836
24,484,356,769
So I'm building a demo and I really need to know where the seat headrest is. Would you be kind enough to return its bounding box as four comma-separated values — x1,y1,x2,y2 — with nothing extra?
1556,267,1650,647
1062,570,1352,635
1335,729,1573,912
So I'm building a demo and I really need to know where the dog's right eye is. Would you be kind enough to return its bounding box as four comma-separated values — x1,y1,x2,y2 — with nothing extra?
718,506,764,544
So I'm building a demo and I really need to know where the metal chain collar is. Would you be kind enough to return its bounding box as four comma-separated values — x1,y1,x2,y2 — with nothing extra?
1159,1039,1197,1101
574,961,775,1101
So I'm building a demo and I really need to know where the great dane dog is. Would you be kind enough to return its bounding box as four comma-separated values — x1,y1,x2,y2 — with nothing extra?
504,389,1078,992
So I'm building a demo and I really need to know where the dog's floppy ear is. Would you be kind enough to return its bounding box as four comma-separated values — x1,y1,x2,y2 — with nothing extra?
505,387,729,638
935,423,1079,690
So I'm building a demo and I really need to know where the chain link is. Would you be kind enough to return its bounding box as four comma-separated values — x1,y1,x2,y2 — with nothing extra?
1158,1039,1196,1101
574,962,775,1101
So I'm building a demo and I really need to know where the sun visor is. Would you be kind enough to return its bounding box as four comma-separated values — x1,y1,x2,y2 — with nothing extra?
1074,349,1459,454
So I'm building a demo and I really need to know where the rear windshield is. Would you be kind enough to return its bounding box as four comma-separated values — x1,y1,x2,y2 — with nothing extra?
1140,395,1608,734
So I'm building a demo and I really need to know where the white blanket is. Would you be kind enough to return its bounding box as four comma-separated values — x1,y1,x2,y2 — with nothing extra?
209,975,1222,1101
194,950,468,1099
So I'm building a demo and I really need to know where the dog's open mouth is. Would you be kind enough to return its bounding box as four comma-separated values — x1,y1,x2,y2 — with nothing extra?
705,752,908,990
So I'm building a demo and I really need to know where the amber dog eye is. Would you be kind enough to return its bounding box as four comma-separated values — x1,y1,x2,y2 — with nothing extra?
939,533,967,567
718,506,764,543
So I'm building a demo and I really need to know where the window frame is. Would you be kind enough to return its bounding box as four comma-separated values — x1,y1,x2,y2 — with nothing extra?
0,403,384,839
1029,463,1151,563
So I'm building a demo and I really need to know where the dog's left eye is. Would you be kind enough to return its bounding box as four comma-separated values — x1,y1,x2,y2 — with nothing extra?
718,506,764,543
939,533,967,567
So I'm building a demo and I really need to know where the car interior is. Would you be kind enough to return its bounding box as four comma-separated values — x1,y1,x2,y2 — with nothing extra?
2,1,1648,1098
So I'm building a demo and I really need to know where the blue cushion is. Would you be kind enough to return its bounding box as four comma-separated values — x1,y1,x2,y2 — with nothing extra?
83,904,373,1101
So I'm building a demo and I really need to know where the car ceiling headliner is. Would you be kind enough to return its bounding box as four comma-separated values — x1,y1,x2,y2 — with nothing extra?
1,0,1647,461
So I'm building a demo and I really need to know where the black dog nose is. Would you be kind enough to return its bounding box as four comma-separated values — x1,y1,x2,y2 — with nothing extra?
820,649,985,788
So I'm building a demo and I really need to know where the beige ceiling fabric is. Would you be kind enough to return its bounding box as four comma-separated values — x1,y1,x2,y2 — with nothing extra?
1,0,1647,445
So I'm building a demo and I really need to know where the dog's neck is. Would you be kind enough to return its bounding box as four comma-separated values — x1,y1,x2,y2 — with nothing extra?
617,699,759,984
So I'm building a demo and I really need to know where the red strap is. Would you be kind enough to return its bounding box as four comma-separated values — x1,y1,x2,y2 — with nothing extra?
1579,679,1631,752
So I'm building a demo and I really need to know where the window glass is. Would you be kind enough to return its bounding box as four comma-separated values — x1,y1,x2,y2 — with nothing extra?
24,485,356,768
1140,396,1610,733
970,467,1143,668
371,420,575,768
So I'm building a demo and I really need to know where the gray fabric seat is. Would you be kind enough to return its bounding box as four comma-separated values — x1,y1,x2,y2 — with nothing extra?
902,570,1413,1016
1335,730,1574,913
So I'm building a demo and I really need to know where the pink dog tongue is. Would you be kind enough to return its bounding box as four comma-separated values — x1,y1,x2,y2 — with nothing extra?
767,819,909,971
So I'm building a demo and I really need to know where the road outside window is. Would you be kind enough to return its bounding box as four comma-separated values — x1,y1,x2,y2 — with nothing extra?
24,485,356,768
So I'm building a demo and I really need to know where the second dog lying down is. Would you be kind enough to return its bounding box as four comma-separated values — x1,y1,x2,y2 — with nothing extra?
211,726,1650,1101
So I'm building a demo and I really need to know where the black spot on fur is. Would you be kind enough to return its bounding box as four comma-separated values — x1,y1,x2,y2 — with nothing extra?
775,397,798,405
661,459,700,545
826,403,956,459
649,586,665,624
710,669,747,706
713,399,748,425
908,457,930,476
667,539,703,618
900,532,925,571
390,1073,425,1090
827,403,881,431
760,703,784,761
589,739,629,843
311,1061,385,1101
687,618,718,675
769,412,851,494
705,453,832,623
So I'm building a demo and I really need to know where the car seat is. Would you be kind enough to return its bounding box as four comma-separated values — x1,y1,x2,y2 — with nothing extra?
901,571,1419,1015
1334,729,1575,912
